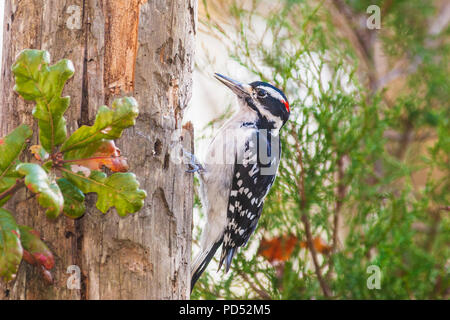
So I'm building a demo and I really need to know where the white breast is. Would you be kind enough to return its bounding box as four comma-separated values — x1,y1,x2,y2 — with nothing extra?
197,104,258,248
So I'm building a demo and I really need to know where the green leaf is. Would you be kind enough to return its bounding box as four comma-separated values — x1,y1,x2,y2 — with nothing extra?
61,97,139,156
18,225,54,270
0,208,23,282
56,178,86,218
0,125,33,173
12,49,74,152
16,163,64,219
0,124,33,206
62,169,146,217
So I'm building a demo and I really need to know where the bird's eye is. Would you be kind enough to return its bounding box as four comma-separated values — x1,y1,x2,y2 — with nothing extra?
256,89,267,98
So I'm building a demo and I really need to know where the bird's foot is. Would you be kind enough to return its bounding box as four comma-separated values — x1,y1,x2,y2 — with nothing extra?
183,150,205,173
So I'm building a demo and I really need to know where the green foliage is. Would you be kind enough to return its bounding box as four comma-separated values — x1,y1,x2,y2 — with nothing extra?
12,49,74,153
193,0,449,300
56,178,86,218
61,97,139,157
17,163,64,219
62,170,146,217
0,124,33,206
0,209,22,282
0,49,146,284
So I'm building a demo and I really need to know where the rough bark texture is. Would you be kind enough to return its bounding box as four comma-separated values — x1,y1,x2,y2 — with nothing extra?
0,0,196,299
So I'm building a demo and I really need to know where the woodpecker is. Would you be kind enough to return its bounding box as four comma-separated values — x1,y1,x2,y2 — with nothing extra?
188,73,290,291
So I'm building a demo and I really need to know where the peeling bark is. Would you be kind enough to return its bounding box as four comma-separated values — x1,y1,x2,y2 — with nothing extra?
103,0,143,97
1,0,196,299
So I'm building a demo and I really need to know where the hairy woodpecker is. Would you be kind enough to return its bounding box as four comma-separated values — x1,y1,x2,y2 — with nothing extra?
188,73,290,291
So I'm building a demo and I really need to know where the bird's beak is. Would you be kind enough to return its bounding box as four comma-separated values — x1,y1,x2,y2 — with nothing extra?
214,73,252,97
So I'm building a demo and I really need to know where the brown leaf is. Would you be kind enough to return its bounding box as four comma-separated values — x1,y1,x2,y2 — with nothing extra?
258,235,298,263
300,236,332,254
30,145,49,161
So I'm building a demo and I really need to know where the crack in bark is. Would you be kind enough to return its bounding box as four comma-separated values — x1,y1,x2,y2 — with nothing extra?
74,0,90,300
79,0,90,128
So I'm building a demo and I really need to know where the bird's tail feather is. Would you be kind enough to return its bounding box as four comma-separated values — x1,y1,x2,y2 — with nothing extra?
191,237,223,292
218,246,236,273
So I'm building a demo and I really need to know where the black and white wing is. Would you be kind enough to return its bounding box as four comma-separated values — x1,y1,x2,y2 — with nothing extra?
219,129,281,272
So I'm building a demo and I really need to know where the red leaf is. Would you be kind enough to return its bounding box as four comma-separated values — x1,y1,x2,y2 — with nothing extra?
35,252,54,270
22,249,37,265
19,225,55,270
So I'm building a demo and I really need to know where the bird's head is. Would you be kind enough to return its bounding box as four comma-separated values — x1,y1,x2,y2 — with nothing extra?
214,73,290,130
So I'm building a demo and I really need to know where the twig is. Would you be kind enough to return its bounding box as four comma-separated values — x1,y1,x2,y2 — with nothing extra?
0,178,25,201
300,213,332,298
330,0,375,85
424,209,442,252
293,130,332,298
326,154,348,281
383,129,436,142
394,120,414,160
332,156,346,254
238,271,272,300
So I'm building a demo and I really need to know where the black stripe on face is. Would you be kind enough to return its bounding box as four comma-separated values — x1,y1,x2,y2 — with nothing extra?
251,81,288,103
249,81,290,125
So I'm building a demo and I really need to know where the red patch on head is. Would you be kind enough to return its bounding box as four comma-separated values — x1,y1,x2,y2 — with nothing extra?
283,100,290,112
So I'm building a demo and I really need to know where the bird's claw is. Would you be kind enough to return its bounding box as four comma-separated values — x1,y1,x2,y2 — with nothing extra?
186,164,203,173
183,150,205,173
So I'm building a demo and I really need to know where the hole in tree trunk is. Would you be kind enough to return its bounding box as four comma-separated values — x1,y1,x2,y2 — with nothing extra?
154,139,162,156
163,153,170,170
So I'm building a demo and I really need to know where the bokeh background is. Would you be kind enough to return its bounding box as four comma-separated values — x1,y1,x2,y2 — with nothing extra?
187,0,449,300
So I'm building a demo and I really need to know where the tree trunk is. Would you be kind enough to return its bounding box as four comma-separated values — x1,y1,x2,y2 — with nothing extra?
1,0,196,300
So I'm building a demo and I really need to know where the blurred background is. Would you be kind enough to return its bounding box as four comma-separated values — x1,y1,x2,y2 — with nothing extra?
187,0,449,299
